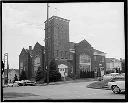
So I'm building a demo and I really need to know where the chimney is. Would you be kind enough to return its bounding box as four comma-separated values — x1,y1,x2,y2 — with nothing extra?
29,46,32,51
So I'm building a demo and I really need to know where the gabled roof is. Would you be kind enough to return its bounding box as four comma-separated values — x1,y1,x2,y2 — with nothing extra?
33,42,44,49
33,42,44,54
76,39,92,47
20,48,28,55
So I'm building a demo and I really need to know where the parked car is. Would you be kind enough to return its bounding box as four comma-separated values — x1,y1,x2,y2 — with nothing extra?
7,82,19,87
24,80,36,86
102,73,120,81
108,77,125,94
13,82,19,87
15,81,25,86
7,83,13,87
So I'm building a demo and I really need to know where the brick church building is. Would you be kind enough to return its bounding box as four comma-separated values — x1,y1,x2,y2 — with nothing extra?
44,16,106,79
19,16,106,80
19,42,45,80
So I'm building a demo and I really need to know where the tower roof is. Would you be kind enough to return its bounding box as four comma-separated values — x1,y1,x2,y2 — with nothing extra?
44,16,70,23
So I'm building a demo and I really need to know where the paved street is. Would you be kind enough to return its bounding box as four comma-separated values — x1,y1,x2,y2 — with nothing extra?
3,81,125,100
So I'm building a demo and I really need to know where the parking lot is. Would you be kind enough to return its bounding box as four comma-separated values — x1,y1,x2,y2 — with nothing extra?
3,81,125,100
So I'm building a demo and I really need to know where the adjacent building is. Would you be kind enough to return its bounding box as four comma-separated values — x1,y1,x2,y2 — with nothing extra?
93,49,106,76
106,58,122,73
120,58,125,73
4,69,19,83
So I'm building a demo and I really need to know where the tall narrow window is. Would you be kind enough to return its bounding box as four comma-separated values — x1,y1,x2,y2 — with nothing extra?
56,50,59,57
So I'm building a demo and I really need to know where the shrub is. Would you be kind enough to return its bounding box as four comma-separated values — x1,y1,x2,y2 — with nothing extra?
49,59,61,82
36,66,46,82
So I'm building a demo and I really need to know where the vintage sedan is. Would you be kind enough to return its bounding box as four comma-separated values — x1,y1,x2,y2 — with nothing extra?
7,83,14,87
15,81,25,86
108,77,125,94
24,80,36,86
102,73,120,81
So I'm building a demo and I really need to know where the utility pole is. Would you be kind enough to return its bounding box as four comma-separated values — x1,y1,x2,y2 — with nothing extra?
46,3,49,84
4,53,9,84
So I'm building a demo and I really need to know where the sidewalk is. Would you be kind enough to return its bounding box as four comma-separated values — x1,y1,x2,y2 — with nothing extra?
36,78,97,86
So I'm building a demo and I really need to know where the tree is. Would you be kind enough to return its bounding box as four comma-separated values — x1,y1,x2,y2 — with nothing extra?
19,70,27,81
36,66,46,82
49,59,61,82
13,74,18,82
49,59,57,70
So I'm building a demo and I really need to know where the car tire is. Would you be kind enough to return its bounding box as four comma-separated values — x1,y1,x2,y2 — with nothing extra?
111,85,121,94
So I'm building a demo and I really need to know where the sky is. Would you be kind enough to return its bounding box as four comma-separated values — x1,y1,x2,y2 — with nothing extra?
2,2,125,69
